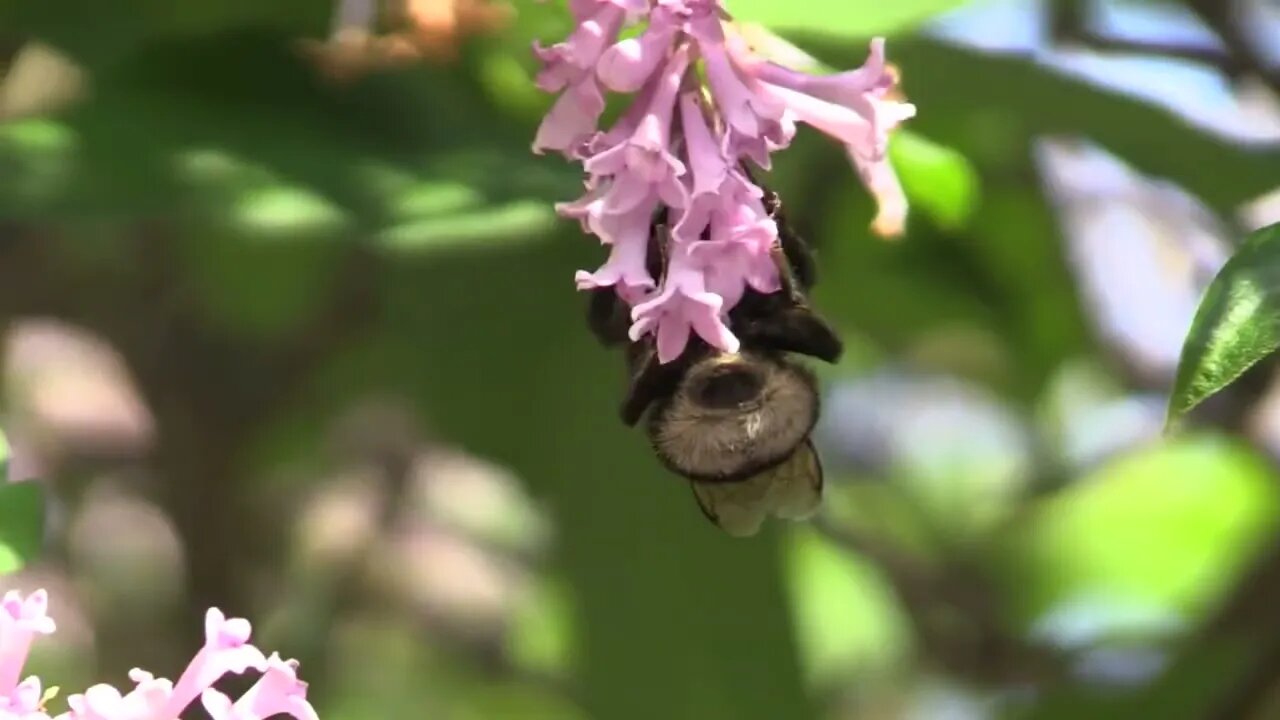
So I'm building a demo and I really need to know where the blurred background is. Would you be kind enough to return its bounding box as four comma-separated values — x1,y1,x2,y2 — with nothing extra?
0,0,1278,718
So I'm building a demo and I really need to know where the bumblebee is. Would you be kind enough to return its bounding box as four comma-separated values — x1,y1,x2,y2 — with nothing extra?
586,180,843,537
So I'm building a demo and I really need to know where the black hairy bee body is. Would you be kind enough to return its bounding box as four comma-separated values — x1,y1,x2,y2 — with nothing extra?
585,178,843,537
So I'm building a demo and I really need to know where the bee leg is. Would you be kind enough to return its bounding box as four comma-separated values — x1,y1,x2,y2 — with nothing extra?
585,288,630,347
739,307,844,364
749,175,817,291
619,340,687,426
775,213,818,292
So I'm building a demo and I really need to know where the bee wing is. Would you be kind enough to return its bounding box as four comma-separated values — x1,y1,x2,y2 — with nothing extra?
690,474,773,538
689,439,825,537
769,438,824,520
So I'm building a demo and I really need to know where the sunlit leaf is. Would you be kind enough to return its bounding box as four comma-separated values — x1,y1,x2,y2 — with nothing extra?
891,129,980,231
783,528,910,683
232,186,351,237
0,482,45,575
0,119,79,217
726,0,969,38
377,200,554,253
996,435,1280,624
1168,222,1280,426
507,577,576,676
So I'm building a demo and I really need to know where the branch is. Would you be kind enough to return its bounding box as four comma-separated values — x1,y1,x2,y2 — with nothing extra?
1194,535,1280,720
1072,33,1244,75
813,518,1069,686
1187,0,1280,96
1050,0,1252,77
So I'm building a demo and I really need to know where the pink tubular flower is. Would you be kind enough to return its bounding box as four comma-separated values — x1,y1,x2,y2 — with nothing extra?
630,237,739,363
596,5,679,92
751,38,916,236
149,608,270,718
200,654,317,720
533,0,916,362
532,75,606,156
533,2,628,93
2,676,48,719
0,590,320,720
583,42,691,213
532,0,655,156
573,200,658,301
0,590,56,706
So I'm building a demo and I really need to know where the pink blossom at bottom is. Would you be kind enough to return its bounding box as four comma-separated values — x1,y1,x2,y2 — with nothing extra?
201,654,317,720
0,589,319,720
0,590,56,700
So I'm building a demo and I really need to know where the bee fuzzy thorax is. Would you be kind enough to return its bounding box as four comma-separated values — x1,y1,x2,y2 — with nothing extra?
647,351,819,482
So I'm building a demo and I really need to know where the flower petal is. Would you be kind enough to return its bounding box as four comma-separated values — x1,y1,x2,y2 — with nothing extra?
218,655,319,720
532,77,607,156
160,609,267,718
849,143,908,238
679,92,728,198
596,13,678,92
0,591,55,696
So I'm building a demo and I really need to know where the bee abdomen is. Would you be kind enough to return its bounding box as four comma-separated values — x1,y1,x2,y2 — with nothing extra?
646,352,818,482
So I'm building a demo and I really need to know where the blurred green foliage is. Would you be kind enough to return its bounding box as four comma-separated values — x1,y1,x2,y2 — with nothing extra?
0,435,43,574
0,0,1279,719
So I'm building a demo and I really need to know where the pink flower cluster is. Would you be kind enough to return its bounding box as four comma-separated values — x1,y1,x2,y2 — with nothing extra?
0,590,318,720
532,0,916,363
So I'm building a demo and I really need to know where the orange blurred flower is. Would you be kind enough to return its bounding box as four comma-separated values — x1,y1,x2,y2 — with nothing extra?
302,0,512,82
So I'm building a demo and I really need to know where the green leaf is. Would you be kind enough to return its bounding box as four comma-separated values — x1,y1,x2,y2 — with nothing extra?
0,482,45,575
1168,222,1280,426
994,435,1280,625
0,119,80,219
725,0,969,38
782,528,910,684
891,129,980,231
506,577,577,677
